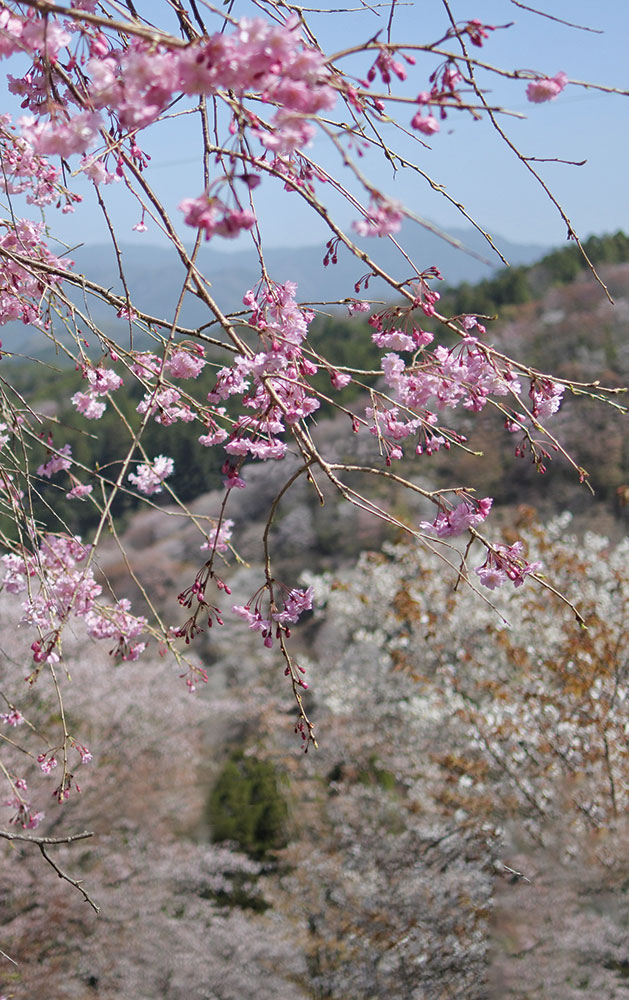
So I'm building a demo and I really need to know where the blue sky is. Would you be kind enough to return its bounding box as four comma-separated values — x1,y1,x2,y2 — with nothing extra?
1,1,627,256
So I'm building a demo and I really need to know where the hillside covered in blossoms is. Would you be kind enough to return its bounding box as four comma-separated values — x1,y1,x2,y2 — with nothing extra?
0,244,627,998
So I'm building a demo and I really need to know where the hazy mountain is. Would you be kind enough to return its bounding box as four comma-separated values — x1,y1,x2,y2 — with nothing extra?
1,224,547,355
72,222,547,317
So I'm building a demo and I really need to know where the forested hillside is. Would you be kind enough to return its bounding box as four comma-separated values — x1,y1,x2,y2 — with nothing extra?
7,231,628,550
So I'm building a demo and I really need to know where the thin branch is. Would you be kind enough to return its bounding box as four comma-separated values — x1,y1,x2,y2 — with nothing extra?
38,842,100,913
509,1,604,34
0,828,94,844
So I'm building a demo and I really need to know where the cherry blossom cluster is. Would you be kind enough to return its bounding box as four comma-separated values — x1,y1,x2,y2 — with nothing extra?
406,21,495,137
418,498,541,590
20,110,103,160
420,496,493,538
86,15,336,134
369,331,522,462
128,455,174,496
71,363,123,420
362,296,569,468
0,218,70,328
3,778,43,829
0,708,23,726
353,197,404,238
529,377,565,419
0,8,72,63
205,281,329,480
37,442,72,480
1,9,338,173
411,63,464,135
137,387,196,427
132,346,206,427
70,346,207,429
33,437,94,500
1,533,147,665
0,114,68,208
84,597,147,661
232,585,314,650
200,518,234,555
66,481,93,500
475,540,543,590
362,23,497,140
179,193,256,241
526,71,568,104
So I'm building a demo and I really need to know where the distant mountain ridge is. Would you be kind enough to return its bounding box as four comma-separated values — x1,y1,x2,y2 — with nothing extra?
1,223,548,354
73,222,547,315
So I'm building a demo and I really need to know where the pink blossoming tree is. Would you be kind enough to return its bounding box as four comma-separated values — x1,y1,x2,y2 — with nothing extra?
0,0,625,910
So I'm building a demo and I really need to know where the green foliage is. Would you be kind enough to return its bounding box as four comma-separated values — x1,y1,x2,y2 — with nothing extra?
197,872,270,912
441,230,629,321
357,755,397,791
326,755,397,791
309,314,376,371
0,356,224,540
208,752,290,859
307,313,376,415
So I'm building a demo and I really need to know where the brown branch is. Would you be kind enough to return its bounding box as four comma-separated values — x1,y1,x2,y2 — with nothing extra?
0,828,99,911
0,828,93,845
38,842,100,912
509,1,604,34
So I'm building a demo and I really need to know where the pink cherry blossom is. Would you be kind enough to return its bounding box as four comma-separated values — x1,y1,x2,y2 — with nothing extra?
67,483,93,500
200,518,234,554
37,754,58,774
20,111,103,157
371,328,416,351
526,71,568,103
530,378,564,419
353,198,403,238
165,348,206,379
128,455,174,495
37,443,72,478
137,387,195,425
0,218,70,327
330,369,352,390
130,353,162,378
475,542,543,590
231,604,271,634
179,193,256,241
420,498,493,538
347,299,370,315
198,425,228,448
85,597,147,660
272,586,314,625
0,709,24,726
85,366,123,394
410,112,440,135
72,392,106,419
